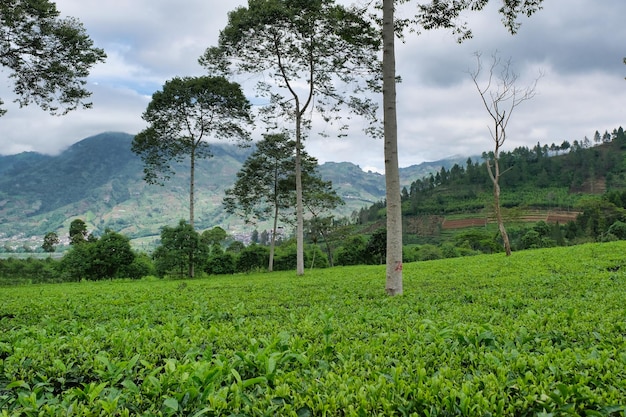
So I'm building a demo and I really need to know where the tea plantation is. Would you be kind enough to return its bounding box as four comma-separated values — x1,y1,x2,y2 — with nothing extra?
1,242,626,415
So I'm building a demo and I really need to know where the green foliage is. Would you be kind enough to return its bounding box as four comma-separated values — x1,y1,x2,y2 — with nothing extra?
0,0,106,116
68,218,88,245
2,242,626,414
201,227,228,246
58,243,92,281
0,257,59,285
132,76,252,187
453,229,502,254
89,230,135,280
576,196,626,239
335,235,367,266
153,220,208,278
236,244,269,273
416,244,444,261
224,133,296,224
607,220,626,240
41,232,59,253
202,0,381,132
59,229,136,281
205,245,236,275
365,228,386,265
120,252,155,280
401,137,626,218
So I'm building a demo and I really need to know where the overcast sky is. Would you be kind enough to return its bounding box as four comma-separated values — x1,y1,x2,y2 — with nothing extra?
1,0,624,173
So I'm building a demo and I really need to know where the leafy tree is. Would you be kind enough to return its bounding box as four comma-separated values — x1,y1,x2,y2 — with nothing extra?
42,231,59,253
153,220,208,278
89,230,135,280
335,235,368,266
131,76,252,236
59,229,137,281
226,240,246,254
0,0,106,116
273,241,299,271
201,227,228,247
607,221,626,240
304,216,347,267
366,228,387,265
454,229,502,254
203,0,381,275
236,244,269,273
417,244,443,261
224,133,294,271
225,132,342,272
205,244,236,275
58,242,92,281
119,253,155,280
69,219,88,245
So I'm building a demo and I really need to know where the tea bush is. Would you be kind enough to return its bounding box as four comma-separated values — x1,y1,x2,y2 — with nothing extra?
1,242,625,415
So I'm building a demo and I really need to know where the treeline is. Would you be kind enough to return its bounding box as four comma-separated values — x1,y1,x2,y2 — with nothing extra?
354,127,626,222
401,127,626,216
6,190,626,285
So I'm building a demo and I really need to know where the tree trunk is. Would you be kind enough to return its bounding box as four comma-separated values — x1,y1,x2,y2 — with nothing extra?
269,203,278,272
488,157,511,256
189,148,195,278
382,0,403,296
320,229,334,267
295,113,305,276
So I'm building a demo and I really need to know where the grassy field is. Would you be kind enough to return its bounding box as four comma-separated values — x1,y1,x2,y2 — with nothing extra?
1,242,626,415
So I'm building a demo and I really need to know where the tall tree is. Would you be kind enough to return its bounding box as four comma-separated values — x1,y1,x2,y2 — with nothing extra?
224,133,293,272
382,0,403,295
376,0,545,294
132,76,252,277
132,76,252,228
202,0,381,275
224,132,342,272
132,77,252,227
470,52,540,256
0,0,106,116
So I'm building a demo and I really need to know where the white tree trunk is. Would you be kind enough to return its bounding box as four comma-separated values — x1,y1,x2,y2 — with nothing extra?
383,0,403,296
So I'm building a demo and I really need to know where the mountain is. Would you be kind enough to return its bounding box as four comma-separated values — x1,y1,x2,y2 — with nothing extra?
0,132,462,249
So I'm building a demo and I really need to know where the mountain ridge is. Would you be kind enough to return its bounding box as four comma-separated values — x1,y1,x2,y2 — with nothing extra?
0,132,468,249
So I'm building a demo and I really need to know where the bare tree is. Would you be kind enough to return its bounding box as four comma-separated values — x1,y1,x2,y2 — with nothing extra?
470,52,541,256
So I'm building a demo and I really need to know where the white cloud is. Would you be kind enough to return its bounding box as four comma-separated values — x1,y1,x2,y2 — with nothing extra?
1,0,625,174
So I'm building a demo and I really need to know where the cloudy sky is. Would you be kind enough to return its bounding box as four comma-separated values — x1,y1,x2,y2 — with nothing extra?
0,0,624,173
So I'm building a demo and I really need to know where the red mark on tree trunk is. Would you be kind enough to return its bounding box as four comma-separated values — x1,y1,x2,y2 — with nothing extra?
394,262,403,272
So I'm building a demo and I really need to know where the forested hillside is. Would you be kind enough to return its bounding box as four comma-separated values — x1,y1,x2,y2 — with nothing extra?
356,126,626,250
0,133,254,248
0,132,465,251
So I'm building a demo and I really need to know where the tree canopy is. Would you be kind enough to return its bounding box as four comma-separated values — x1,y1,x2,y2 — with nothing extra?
0,0,106,116
202,0,381,275
224,132,342,271
132,75,252,235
